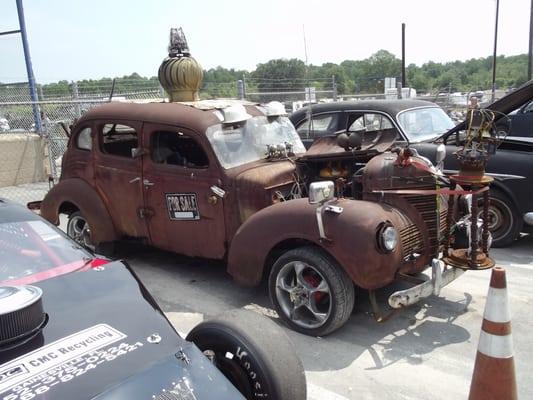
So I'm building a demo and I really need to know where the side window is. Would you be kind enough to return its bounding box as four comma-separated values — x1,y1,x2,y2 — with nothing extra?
348,113,393,133
151,131,208,168
100,123,138,158
296,113,338,138
76,127,92,150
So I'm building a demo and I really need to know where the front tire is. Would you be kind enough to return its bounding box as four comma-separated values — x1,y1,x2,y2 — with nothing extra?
186,309,306,400
268,246,355,337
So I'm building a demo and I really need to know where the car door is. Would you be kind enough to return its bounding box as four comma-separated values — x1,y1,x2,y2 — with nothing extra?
93,120,149,239
141,123,226,259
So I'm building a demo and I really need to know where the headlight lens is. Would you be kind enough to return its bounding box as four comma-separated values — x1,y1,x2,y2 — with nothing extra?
380,225,398,252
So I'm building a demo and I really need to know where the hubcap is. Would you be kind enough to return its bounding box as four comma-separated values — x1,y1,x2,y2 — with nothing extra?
275,261,332,329
67,215,94,250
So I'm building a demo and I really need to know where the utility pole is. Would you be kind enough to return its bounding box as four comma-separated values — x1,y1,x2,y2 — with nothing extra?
401,23,406,88
17,0,42,131
1,0,42,132
527,0,533,80
491,0,500,102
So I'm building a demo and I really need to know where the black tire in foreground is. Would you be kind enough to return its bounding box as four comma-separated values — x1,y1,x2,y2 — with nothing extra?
268,246,355,337
186,309,306,400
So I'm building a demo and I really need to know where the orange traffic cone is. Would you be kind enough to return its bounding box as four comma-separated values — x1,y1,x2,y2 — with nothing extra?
469,266,517,400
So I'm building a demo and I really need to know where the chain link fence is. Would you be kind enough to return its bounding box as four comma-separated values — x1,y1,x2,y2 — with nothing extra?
0,77,413,205
0,80,171,205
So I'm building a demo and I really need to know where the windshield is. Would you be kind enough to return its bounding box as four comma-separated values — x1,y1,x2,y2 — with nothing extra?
206,116,306,169
397,107,455,142
0,220,95,285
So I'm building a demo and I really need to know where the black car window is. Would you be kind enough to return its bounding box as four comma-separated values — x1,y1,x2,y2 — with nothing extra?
151,130,208,168
296,113,339,139
76,127,92,151
100,123,138,158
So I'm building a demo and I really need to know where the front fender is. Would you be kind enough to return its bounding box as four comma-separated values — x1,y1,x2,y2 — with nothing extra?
227,198,404,289
41,178,117,243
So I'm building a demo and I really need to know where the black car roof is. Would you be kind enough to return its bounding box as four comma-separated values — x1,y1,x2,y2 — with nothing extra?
290,99,438,122
0,198,40,223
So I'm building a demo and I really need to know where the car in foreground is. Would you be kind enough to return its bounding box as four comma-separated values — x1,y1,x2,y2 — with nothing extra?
290,83,533,247
0,198,306,400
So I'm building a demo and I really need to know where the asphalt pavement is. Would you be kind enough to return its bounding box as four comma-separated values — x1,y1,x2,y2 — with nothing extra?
113,235,533,400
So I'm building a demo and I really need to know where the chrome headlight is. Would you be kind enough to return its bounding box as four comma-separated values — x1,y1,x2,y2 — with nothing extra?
378,225,398,252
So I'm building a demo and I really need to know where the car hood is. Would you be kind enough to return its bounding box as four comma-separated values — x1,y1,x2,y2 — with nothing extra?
0,261,243,400
441,79,533,141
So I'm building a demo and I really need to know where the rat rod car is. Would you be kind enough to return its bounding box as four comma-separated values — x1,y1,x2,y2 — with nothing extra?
0,198,306,399
37,99,467,336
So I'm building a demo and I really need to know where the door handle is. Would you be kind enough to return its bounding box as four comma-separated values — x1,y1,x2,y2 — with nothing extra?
129,177,141,184
143,179,155,187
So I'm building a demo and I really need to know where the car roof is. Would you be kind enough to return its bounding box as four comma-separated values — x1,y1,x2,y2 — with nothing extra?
77,101,263,134
0,198,40,223
290,99,438,121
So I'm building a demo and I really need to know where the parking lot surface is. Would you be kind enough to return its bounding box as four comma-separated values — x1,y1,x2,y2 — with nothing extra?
110,236,533,400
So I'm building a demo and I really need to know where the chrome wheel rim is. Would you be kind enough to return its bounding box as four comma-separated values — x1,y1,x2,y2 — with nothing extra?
275,261,332,329
67,215,94,250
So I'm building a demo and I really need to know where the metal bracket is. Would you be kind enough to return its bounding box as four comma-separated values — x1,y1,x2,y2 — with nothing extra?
315,202,343,240
368,290,397,323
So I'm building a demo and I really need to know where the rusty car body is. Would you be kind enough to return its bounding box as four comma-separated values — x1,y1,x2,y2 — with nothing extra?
38,99,466,336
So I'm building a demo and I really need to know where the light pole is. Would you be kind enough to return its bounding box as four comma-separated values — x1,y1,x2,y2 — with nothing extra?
491,0,500,102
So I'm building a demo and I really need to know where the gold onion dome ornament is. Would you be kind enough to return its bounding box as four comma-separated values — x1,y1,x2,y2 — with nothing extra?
158,27,203,102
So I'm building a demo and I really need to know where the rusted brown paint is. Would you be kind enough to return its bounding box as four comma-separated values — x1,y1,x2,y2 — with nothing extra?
41,178,117,243
469,352,517,400
227,198,407,289
42,101,447,292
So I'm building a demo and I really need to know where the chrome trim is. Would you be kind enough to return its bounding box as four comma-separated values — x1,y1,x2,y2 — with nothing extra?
524,212,533,226
388,259,464,308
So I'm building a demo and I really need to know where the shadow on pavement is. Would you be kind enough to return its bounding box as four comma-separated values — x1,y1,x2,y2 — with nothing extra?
115,241,472,373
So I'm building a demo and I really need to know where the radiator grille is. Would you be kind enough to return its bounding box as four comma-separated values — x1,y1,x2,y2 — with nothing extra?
401,192,443,257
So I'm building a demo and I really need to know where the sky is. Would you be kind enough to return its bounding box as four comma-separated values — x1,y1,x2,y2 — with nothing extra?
0,0,530,84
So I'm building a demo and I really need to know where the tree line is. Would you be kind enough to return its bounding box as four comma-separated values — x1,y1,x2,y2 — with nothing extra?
2,50,529,100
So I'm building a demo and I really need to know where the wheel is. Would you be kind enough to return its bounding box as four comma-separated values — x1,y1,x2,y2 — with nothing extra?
479,189,522,247
186,309,306,400
268,246,355,336
66,211,95,251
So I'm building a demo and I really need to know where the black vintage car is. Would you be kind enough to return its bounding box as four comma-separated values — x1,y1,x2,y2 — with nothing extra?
0,199,306,399
290,83,533,247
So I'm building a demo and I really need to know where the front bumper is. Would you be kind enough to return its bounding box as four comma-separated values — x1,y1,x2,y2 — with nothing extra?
388,259,465,309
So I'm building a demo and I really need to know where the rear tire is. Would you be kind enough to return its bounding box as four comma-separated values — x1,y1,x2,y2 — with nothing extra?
268,246,355,337
66,211,95,251
186,309,306,400
482,190,522,247
66,211,114,255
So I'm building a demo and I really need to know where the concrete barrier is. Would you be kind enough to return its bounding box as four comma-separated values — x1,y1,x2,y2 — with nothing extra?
0,133,46,187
